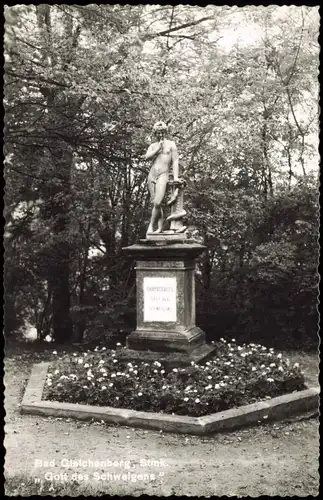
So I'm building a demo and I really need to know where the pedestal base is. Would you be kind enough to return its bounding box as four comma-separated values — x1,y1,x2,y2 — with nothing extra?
146,232,187,242
116,343,217,369
126,325,205,353
123,240,210,365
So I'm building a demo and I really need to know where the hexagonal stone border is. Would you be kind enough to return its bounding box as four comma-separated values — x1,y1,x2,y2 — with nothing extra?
20,362,320,435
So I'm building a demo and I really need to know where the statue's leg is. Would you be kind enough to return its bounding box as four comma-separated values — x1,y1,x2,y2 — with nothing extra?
152,173,168,233
147,178,156,234
157,208,164,232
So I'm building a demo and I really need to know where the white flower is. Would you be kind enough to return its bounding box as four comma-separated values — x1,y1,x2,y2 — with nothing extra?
101,386,107,390
84,363,89,368
83,385,88,389
162,385,167,389
99,360,104,365
111,353,115,357
101,347,106,351
294,362,299,368
278,366,284,372
94,347,98,352
115,396,119,400
111,373,116,378
184,385,192,392
109,382,113,387
183,397,189,402
267,378,274,382
207,375,212,380
116,343,121,346
116,372,122,376
138,392,143,396
73,353,77,356
129,368,133,372
133,370,138,375
103,373,107,377
52,351,57,355
251,366,256,371
83,353,87,356
125,374,130,378
214,384,220,389
47,381,52,386
238,376,241,380
191,361,196,366
113,359,118,363
270,363,276,367
262,371,267,376
173,368,178,373
127,362,133,367
224,375,229,379
195,398,200,403
260,364,265,368
47,373,52,377
277,353,282,359
54,369,59,375
153,370,158,373
206,362,210,366
231,338,236,342
160,370,165,374
78,358,83,364
193,389,197,393
154,361,161,367
205,384,212,390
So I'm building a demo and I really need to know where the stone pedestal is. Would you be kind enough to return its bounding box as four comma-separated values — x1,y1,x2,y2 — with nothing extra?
121,239,216,366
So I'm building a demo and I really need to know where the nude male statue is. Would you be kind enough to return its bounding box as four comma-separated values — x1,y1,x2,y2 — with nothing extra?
144,121,179,234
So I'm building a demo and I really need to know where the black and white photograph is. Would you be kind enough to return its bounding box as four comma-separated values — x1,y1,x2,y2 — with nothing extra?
3,4,320,496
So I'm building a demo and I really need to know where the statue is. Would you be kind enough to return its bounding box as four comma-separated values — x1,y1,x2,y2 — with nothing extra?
144,121,186,237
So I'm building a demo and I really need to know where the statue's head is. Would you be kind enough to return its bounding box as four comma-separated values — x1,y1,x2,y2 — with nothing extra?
153,121,168,137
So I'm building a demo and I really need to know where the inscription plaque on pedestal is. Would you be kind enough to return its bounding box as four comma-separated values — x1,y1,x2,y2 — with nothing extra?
143,277,177,322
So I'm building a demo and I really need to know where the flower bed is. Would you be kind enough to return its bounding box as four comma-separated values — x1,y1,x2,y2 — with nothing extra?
42,339,306,417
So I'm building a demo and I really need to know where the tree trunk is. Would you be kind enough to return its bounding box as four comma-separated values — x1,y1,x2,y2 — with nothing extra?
50,144,73,343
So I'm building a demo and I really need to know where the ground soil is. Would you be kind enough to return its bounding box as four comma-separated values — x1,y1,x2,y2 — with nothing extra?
4,343,320,496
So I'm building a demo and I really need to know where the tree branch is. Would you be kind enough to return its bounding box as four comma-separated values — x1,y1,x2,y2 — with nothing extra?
147,16,213,39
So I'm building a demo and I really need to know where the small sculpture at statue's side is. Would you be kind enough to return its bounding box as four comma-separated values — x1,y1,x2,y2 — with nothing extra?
144,121,186,236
